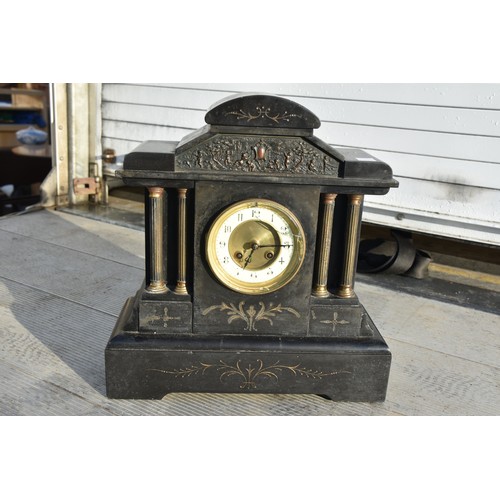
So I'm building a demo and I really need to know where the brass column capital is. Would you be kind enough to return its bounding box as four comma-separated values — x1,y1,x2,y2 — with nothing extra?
148,187,164,198
323,193,337,204
350,194,363,206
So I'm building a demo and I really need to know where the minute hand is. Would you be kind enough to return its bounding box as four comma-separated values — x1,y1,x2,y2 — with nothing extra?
258,244,293,248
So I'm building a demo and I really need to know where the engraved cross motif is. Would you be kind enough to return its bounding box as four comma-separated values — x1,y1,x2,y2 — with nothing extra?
161,307,181,327
147,307,181,328
320,312,350,333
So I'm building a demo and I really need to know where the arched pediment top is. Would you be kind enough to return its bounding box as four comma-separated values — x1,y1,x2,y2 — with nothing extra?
205,93,321,129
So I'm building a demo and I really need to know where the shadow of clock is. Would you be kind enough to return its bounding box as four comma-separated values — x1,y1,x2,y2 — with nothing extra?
160,392,389,416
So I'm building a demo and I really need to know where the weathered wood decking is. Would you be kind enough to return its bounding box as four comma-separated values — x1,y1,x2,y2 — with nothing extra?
0,208,498,415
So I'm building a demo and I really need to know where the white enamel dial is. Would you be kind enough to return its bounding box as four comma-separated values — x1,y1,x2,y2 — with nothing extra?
206,199,306,294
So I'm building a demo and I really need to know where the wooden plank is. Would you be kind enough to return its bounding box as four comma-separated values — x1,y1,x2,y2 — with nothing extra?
0,367,103,416
357,282,500,368
383,339,499,416
0,280,109,415
2,277,497,416
0,280,168,416
0,209,145,269
1,211,498,415
0,222,143,316
0,279,394,416
357,282,500,416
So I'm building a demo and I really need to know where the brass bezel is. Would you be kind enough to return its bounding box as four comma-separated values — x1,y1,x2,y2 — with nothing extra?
206,199,306,295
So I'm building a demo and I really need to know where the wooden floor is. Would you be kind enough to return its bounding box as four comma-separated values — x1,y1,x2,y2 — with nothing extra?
0,208,498,415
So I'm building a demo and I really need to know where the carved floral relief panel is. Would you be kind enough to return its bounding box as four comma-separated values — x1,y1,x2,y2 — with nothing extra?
176,135,339,176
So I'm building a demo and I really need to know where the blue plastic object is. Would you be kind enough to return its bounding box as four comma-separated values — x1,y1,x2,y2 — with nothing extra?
16,126,48,145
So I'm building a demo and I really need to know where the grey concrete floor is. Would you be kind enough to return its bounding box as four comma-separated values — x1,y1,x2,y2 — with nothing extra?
0,208,498,415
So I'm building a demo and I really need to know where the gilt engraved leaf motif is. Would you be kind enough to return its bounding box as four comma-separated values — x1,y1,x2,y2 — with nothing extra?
225,106,302,124
202,301,300,332
149,359,350,390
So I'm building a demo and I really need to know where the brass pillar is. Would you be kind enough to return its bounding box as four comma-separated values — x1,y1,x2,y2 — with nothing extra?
146,187,168,294
336,194,364,298
312,193,337,297
174,188,188,295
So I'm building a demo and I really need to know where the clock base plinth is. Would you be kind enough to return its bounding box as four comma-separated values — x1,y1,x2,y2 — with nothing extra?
105,297,391,402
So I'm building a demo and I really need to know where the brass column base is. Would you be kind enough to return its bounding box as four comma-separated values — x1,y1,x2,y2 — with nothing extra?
312,285,330,298
335,285,355,299
174,282,188,295
146,281,168,294
175,188,189,296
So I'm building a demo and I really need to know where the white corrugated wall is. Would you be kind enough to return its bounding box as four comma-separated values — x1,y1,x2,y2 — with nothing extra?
101,83,500,246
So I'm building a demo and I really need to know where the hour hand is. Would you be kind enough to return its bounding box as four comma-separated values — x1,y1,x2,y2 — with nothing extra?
241,242,260,269
242,249,254,269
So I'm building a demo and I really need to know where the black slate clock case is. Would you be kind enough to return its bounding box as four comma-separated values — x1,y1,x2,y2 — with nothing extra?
193,181,320,335
105,93,398,401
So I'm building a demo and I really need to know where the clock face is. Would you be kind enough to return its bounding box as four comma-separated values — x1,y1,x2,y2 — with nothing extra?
206,199,306,294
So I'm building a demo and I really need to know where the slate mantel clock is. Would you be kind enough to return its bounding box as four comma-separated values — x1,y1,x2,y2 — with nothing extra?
105,93,398,401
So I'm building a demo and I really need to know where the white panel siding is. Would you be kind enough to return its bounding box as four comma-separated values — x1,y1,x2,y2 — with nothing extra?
368,178,500,240
140,83,500,109
101,83,500,245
